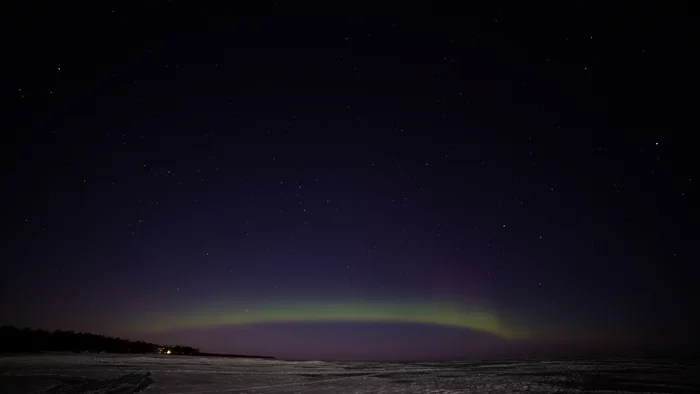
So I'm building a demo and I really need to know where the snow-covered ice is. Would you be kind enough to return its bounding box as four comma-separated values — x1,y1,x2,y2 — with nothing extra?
0,353,698,393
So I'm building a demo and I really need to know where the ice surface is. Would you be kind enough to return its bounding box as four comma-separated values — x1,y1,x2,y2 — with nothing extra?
1,353,698,393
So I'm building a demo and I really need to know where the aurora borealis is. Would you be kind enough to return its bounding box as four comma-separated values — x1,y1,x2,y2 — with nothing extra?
131,299,531,340
4,3,697,359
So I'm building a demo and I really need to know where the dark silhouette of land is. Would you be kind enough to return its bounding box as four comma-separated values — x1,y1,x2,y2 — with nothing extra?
0,325,272,359
0,325,176,354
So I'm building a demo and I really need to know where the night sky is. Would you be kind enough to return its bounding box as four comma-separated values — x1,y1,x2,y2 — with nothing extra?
4,2,697,360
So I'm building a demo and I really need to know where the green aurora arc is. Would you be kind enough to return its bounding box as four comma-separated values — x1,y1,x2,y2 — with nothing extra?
131,299,534,340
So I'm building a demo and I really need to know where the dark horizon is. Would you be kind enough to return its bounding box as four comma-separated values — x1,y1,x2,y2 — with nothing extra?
3,322,697,362
4,2,696,360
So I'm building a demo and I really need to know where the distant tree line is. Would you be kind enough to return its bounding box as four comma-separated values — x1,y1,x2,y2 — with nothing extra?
0,326,198,355
163,345,200,355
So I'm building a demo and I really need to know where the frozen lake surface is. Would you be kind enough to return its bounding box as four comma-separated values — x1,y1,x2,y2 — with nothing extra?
1,354,698,393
